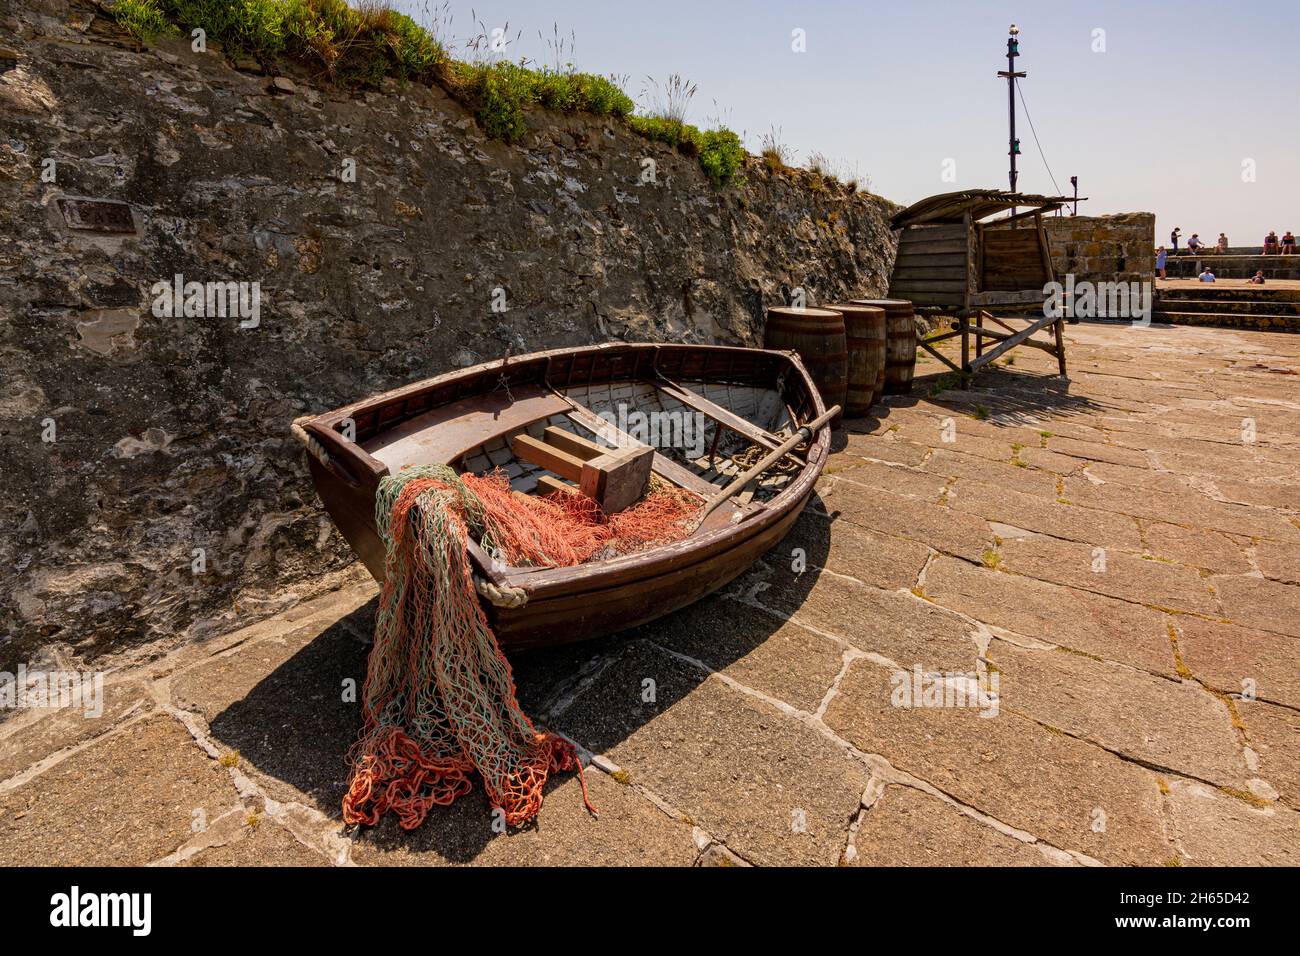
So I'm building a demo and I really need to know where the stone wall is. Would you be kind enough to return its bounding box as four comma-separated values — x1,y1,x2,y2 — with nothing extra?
1044,212,1155,286
0,0,899,667
1164,254,1300,281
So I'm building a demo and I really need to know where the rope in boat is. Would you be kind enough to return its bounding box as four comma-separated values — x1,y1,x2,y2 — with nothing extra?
730,440,800,476
343,464,701,830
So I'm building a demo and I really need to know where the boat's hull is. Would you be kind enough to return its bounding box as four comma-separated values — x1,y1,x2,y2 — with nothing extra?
298,343,829,652
487,496,807,650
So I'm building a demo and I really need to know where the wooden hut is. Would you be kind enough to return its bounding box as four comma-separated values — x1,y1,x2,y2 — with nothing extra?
887,189,1084,382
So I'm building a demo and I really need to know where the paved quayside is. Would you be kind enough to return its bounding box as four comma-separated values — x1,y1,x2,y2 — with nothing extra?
2,319,1298,866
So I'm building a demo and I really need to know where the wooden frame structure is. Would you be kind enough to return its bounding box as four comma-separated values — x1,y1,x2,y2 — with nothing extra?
887,189,1085,382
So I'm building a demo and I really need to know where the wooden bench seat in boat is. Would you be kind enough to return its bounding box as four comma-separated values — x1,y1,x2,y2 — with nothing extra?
361,384,571,471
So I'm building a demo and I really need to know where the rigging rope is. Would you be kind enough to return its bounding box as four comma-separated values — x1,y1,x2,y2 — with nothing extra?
1014,77,1063,197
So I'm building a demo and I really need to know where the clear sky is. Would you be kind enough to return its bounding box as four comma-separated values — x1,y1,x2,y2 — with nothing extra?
394,0,1299,245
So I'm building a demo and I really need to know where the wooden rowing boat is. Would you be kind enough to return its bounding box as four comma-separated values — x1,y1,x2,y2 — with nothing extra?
292,342,832,652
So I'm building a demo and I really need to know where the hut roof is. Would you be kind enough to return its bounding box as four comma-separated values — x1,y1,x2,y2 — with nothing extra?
890,190,1082,230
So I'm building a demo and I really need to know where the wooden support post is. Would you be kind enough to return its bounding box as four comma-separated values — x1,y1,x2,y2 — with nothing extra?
1054,315,1068,376
1033,211,1068,375
959,311,971,382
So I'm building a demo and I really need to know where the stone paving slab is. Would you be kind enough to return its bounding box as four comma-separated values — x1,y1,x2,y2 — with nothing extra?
1165,779,1300,866
823,656,1175,866
986,640,1249,788
748,563,980,672
1255,539,1300,584
922,556,1177,675
2,321,1299,866
849,786,1054,867
920,446,1063,495
168,599,372,816
1175,618,1300,709
550,643,869,866
775,507,932,591
950,479,1146,552
631,595,846,715
996,537,1219,614
180,818,330,867
1213,575,1300,637
0,678,153,781
815,478,995,562
1139,522,1253,575
1063,478,1300,542
1045,435,1152,468
1081,460,1195,494
833,430,931,467
1209,479,1299,511
1237,702,1300,812
823,458,951,502
0,716,236,866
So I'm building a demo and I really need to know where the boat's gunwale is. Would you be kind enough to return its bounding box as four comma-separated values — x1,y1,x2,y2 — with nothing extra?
298,341,829,594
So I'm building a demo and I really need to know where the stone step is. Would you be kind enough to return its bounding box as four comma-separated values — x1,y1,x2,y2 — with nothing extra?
1149,310,1300,333
1154,297,1300,315
1157,286,1300,303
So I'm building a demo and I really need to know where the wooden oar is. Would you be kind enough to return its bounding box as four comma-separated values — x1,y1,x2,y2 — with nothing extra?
689,405,839,533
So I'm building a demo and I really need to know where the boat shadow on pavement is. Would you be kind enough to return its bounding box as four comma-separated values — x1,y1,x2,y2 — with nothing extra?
204,497,833,863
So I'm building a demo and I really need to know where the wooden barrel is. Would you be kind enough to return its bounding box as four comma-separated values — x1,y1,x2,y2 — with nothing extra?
853,298,916,395
828,302,886,417
764,306,847,420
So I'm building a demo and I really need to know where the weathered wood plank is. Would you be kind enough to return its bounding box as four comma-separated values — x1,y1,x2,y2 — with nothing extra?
890,278,968,293
893,251,967,268
896,238,967,256
543,425,604,461
535,474,575,496
887,290,965,307
892,265,968,282
512,434,585,481
901,223,966,242
651,377,780,453
967,311,1061,371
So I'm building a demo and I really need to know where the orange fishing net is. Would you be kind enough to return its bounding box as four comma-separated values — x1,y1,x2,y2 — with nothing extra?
343,464,701,830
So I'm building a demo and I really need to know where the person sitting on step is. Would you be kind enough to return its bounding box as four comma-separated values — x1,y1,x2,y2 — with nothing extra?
1215,233,1229,253
1248,270,1266,284
1198,267,1217,282
1264,230,1280,255
1283,231,1296,255
1187,233,1204,252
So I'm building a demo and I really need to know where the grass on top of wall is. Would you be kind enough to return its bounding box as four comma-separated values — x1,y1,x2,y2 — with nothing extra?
110,0,750,186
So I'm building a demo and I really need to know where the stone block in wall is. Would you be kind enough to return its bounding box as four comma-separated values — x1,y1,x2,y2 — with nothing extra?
1045,212,1155,285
